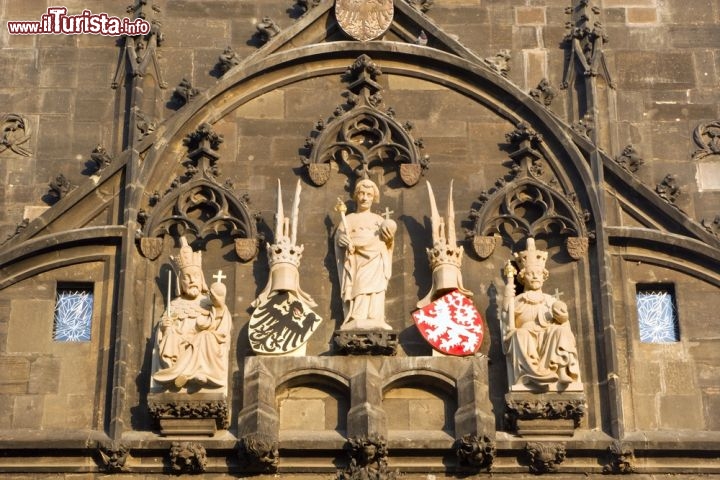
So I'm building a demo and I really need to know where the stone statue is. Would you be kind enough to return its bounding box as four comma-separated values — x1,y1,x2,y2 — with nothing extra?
334,178,397,330
500,238,582,392
152,237,231,391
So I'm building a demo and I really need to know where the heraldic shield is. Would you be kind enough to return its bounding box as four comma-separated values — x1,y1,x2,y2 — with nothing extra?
335,0,394,42
249,292,322,355
412,290,484,356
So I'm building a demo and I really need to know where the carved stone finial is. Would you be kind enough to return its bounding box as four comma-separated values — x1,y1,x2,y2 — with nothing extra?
525,442,566,474
237,434,279,472
562,0,614,88
173,77,200,105
656,173,681,204
529,78,556,106
184,122,224,152
338,435,396,480
256,16,281,44
0,114,32,157
614,144,644,173
483,49,511,77
168,442,207,474
603,441,635,474
98,444,130,473
455,434,496,471
217,46,240,76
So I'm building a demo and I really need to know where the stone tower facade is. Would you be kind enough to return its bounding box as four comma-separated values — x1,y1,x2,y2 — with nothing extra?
0,0,719,477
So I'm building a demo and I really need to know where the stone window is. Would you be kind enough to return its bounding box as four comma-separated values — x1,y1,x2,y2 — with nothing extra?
53,284,93,342
635,284,679,343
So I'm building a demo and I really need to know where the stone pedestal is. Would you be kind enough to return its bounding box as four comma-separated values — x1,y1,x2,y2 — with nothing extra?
333,329,398,355
148,392,229,436
504,392,586,436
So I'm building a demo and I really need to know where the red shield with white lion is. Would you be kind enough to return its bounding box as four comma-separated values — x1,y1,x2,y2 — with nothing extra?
412,290,484,356
335,0,394,42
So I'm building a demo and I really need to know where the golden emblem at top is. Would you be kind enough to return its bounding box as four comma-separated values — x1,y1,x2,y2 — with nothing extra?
335,0,394,42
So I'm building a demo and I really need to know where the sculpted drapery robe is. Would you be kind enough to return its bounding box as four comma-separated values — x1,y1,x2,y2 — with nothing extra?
503,290,580,390
153,295,231,388
335,210,393,327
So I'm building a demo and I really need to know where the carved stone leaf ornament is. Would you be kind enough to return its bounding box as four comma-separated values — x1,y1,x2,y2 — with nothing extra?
336,0,394,41
302,55,429,187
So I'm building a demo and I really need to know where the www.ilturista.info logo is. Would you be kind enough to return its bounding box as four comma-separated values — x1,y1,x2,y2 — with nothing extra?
7,7,151,36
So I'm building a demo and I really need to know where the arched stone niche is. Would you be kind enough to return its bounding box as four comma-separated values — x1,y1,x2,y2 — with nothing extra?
383,373,457,441
277,373,350,442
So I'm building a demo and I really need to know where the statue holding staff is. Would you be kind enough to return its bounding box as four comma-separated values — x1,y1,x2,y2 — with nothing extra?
334,178,397,331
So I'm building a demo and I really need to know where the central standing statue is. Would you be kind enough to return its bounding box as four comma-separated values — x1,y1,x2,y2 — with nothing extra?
335,178,397,331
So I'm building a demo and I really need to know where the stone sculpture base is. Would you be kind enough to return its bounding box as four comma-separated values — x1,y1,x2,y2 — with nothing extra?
148,392,229,436
504,392,586,436
333,330,398,355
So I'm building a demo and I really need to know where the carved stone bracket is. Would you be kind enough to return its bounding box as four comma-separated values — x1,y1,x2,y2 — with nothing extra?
297,0,322,14
701,215,720,237
603,441,635,474
692,121,720,160
525,442,566,474
454,434,496,471
333,330,398,355
571,114,594,138
338,434,397,480
137,123,258,261
469,123,592,260
97,443,130,473
168,441,207,474
0,113,32,156
505,392,586,436
237,434,279,473
301,54,430,188
614,144,644,173
148,394,230,434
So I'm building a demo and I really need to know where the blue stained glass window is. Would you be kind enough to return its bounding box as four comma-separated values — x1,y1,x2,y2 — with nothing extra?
636,285,679,343
53,286,93,342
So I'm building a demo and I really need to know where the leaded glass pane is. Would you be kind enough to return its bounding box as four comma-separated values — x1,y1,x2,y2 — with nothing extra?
636,289,679,343
53,288,93,342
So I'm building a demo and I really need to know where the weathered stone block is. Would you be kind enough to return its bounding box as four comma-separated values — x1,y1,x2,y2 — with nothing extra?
659,394,704,429
0,356,30,394
626,7,657,23
28,356,60,394
13,395,43,429
515,7,545,25
7,299,54,353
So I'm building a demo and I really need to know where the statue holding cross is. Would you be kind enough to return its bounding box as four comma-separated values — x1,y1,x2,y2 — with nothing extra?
152,237,232,392
334,178,397,330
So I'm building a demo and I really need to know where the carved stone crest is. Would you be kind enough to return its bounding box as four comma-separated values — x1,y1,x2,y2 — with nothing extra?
399,163,422,187
234,237,258,262
140,237,164,260
335,0,394,42
308,162,331,185
565,236,589,260
472,235,499,259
